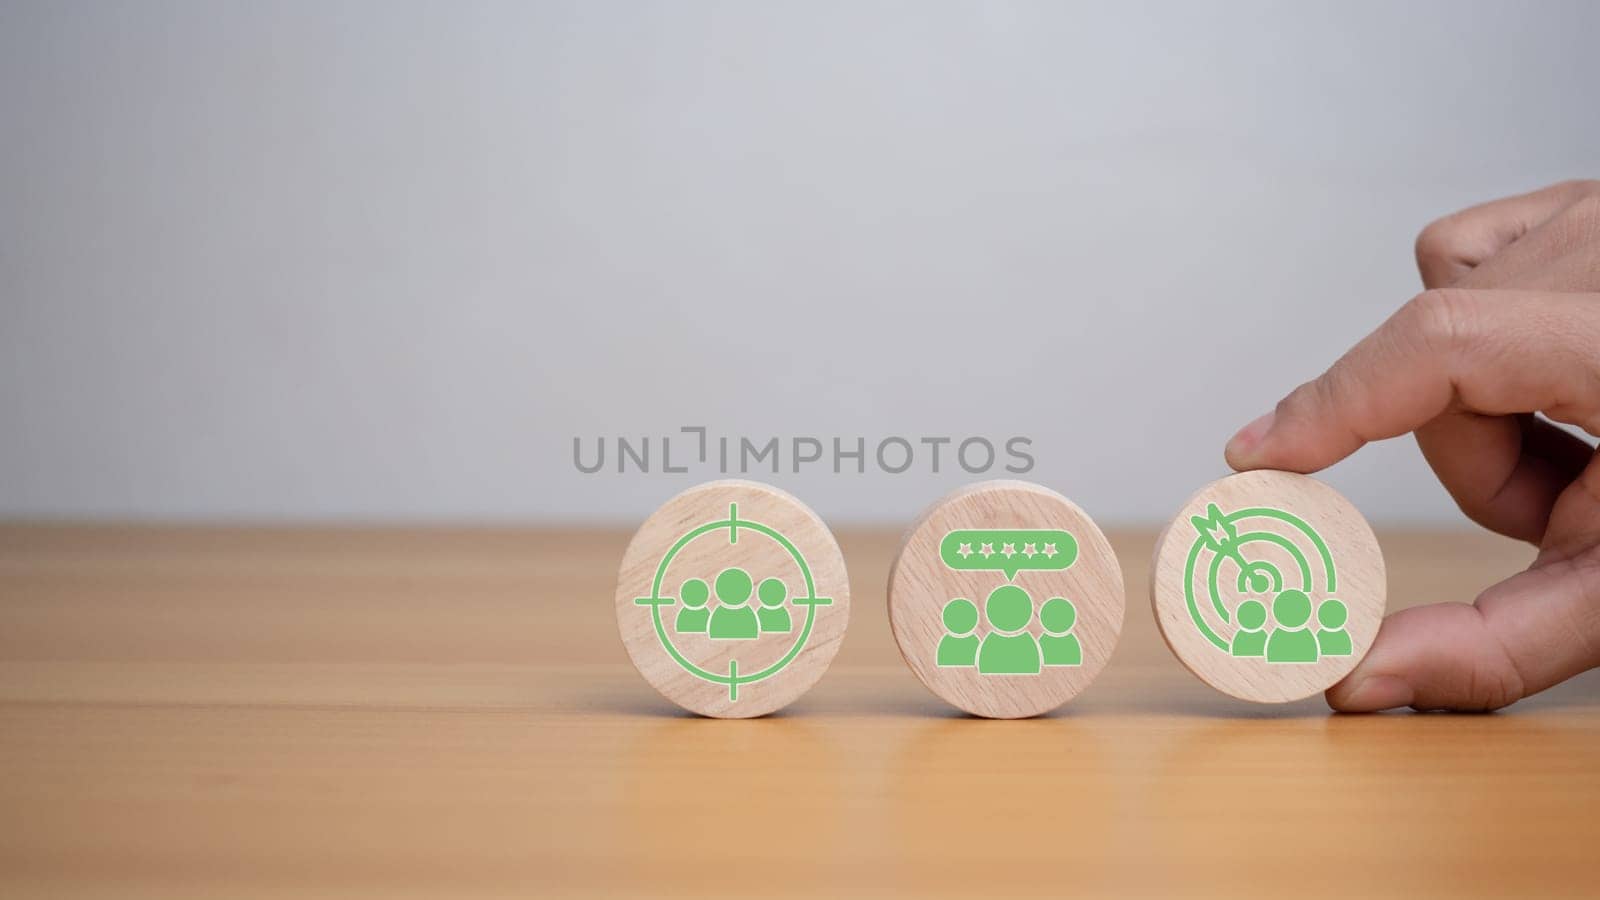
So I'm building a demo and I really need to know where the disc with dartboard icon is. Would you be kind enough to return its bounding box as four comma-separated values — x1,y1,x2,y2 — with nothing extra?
615,480,851,717
1151,470,1386,703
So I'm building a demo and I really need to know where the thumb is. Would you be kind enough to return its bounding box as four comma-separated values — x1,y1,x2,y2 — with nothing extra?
1327,562,1600,712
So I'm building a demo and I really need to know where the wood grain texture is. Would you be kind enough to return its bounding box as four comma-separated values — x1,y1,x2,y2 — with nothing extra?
887,481,1124,718
2,521,1598,899
614,480,849,717
1152,471,1385,702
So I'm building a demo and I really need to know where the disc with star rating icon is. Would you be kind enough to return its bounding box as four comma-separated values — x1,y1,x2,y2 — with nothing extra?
887,480,1125,718
1150,470,1386,703
615,480,851,717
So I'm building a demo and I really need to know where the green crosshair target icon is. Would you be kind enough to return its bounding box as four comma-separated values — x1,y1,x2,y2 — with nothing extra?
633,503,833,701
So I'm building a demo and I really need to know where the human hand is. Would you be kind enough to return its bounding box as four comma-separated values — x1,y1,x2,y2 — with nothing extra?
1223,179,1600,711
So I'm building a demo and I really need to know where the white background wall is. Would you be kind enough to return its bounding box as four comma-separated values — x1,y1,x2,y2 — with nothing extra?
2,1,1597,525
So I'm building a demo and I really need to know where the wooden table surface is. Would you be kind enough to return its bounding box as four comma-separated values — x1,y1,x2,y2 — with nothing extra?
2,523,1597,899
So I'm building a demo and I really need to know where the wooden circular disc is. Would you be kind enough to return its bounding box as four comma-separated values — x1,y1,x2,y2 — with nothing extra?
887,480,1125,718
1151,470,1387,703
614,480,850,718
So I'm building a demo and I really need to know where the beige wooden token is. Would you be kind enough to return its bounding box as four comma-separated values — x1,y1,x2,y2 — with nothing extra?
1151,470,1386,703
615,480,850,718
887,480,1125,718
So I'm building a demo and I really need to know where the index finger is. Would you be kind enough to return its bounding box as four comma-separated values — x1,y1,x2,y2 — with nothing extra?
1224,289,1600,475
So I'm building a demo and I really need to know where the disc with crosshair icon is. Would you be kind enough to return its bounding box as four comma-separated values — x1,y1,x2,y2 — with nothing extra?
614,480,851,717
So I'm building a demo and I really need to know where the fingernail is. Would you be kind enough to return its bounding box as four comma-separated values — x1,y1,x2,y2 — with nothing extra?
1225,411,1275,464
1335,674,1414,712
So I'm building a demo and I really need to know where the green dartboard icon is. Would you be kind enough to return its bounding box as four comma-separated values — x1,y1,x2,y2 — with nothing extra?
1184,504,1353,664
633,503,833,701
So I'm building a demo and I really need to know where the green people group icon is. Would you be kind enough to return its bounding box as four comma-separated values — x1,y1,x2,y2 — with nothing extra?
934,528,1083,676
1184,503,1352,664
634,503,832,700
675,567,795,639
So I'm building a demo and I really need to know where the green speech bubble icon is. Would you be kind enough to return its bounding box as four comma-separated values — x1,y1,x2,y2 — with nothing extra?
939,529,1078,580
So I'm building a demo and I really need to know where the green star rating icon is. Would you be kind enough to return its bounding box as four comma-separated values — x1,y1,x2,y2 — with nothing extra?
939,529,1077,580
632,503,833,701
